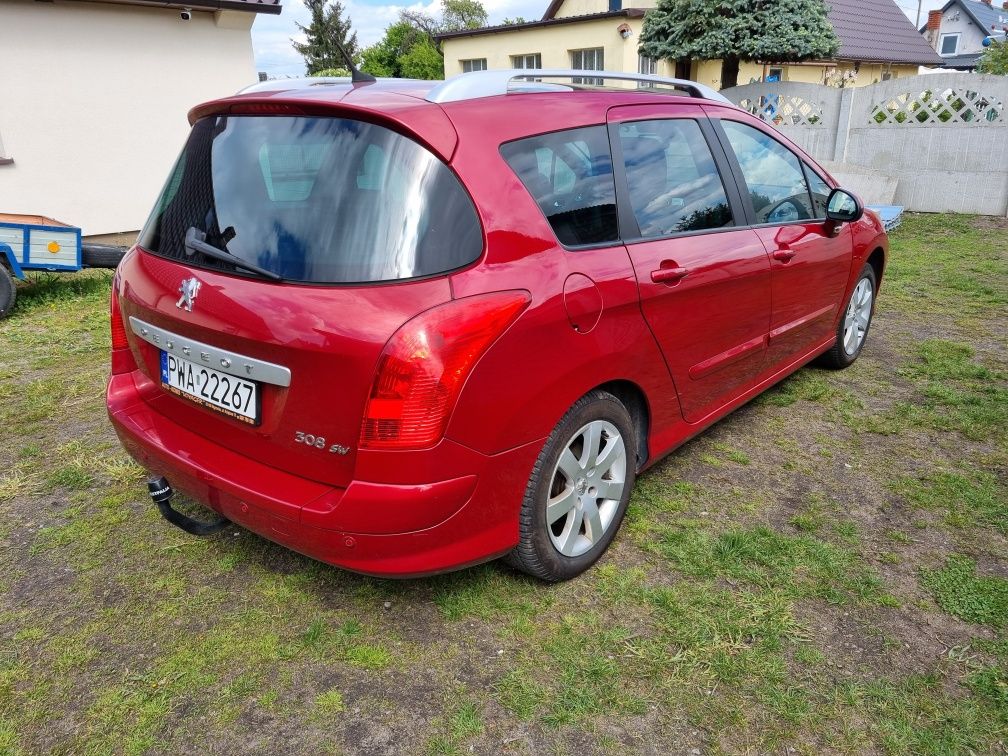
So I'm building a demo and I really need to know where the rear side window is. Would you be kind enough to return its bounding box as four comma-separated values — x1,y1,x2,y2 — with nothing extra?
618,119,733,237
500,126,619,247
720,120,814,225
138,116,483,284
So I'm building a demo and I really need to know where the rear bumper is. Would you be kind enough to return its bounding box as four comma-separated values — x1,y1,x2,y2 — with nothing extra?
107,371,541,577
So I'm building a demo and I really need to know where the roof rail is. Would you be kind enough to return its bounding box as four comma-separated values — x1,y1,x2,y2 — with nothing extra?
425,69,733,105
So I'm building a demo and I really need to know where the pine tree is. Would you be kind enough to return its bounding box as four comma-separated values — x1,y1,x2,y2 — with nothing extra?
292,0,360,75
639,0,840,89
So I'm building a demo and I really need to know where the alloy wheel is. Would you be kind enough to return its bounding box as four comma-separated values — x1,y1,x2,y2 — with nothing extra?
843,277,873,355
546,420,627,557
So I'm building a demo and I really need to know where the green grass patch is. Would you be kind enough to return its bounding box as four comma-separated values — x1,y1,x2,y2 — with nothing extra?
891,469,1006,533
921,556,1008,627
657,524,889,605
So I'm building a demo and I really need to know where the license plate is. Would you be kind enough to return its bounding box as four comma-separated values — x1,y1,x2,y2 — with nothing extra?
160,351,260,425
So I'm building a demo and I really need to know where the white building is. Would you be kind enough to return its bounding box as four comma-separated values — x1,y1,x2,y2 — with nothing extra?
0,0,280,240
924,0,1008,70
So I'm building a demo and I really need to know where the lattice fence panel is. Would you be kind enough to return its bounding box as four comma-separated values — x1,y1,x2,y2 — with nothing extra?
737,95,825,126
869,88,1004,125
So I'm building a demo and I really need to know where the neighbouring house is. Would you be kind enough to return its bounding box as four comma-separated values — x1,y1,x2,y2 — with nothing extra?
924,0,1008,71
0,0,280,241
438,0,943,90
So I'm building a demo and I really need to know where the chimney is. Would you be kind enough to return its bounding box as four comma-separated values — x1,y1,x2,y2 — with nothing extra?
927,9,942,29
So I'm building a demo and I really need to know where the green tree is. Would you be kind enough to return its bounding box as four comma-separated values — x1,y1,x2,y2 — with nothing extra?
978,40,1008,75
639,0,839,89
360,0,488,80
292,0,359,75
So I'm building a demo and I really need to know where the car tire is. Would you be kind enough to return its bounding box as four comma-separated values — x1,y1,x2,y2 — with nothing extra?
507,390,637,582
818,264,877,370
81,243,126,269
0,264,16,319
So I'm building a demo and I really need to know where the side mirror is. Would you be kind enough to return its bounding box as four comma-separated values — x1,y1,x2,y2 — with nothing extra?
826,188,863,224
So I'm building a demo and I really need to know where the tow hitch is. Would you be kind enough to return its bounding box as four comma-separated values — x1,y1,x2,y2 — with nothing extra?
147,476,231,536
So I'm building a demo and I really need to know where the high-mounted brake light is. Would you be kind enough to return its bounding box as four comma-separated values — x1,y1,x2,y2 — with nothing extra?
361,291,531,450
109,279,136,375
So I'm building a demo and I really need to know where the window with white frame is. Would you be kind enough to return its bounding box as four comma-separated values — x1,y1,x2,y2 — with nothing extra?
571,48,604,85
461,58,488,73
512,53,542,69
638,55,657,87
939,33,959,56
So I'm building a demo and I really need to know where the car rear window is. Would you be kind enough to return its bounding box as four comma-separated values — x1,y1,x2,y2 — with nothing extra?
138,115,483,284
500,126,619,247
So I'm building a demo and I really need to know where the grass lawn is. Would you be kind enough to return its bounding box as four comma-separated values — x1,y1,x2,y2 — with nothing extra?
0,213,1006,754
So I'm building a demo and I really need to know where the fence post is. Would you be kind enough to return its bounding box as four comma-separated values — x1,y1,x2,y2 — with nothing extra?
832,86,856,163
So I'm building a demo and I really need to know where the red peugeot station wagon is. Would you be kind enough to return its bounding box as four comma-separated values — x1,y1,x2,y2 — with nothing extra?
107,69,888,581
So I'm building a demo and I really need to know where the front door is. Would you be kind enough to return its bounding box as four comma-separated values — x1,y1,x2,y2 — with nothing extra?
714,118,853,366
608,105,772,424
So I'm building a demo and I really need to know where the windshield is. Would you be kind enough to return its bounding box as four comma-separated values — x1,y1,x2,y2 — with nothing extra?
138,115,483,284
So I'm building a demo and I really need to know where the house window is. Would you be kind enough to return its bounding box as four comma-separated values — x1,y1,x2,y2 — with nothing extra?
638,55,657,87
461,58,487,73
571,48,604,85
767,66,784,82
512,53,541,69
940,33,959,56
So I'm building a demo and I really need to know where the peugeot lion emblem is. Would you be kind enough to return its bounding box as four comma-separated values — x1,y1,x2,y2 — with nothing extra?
176,277,201,312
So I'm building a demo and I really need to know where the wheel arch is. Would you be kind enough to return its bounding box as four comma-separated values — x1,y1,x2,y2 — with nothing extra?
867,247,885,286
591,379,651,471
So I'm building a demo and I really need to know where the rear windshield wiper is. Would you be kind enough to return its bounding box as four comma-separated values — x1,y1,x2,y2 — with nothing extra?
184,226,283,282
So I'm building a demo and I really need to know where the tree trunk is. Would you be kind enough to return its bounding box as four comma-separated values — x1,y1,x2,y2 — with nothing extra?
721,56,740,89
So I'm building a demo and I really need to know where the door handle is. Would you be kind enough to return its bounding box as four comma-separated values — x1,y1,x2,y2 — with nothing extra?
772,249,797,263
651,266,690,284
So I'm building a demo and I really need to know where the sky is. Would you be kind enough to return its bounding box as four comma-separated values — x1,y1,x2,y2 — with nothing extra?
250,0,950,78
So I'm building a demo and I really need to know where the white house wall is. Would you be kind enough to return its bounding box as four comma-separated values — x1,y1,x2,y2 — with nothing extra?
0,0,257,236
937,4,991,56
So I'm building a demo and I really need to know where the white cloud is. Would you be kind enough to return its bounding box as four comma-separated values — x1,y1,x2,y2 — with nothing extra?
252,0,545,77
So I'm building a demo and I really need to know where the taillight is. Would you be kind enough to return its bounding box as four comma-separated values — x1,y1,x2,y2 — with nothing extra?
109,280,136,375
361,291,531,450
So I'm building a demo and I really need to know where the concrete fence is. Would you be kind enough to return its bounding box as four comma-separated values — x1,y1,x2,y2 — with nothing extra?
721,73,1008,216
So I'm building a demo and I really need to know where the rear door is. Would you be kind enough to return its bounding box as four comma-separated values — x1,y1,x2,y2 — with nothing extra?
607,104,772,423
712,117,852,366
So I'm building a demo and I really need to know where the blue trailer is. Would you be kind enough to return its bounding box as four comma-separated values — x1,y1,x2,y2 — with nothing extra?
0,214,97,318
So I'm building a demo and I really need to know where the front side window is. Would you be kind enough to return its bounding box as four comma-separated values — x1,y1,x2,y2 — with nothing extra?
804,164,832,218
618,119,733,238
940,34,959,55
512,53,542,69
139,116,483,284
571,48,604,85
461,58,487,72
500,126,618,247
721,120,814,224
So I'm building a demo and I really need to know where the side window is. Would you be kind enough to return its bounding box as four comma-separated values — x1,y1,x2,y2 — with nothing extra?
618,119,733,238
501,126,618,247
804,164,832,218
721,120,814,225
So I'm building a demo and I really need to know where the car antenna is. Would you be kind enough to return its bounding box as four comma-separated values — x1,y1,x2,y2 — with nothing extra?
335,41,376,84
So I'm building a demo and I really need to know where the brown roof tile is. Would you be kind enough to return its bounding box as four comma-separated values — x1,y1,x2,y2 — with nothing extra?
826,0,944,65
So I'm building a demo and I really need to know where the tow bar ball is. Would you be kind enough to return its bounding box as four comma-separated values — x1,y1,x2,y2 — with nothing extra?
146,476,232,536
